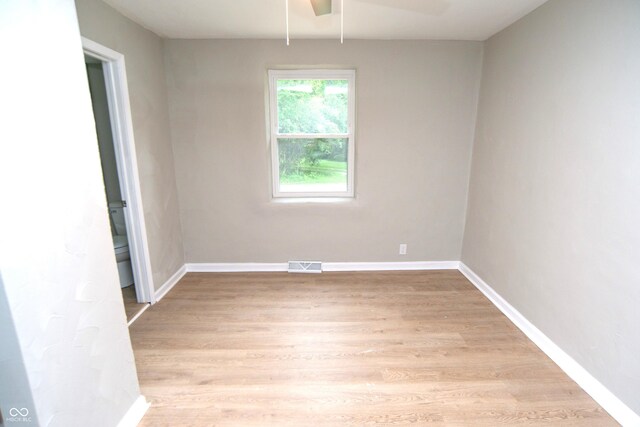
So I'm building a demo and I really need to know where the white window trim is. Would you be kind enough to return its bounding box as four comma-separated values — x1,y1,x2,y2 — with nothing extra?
268,69,356,198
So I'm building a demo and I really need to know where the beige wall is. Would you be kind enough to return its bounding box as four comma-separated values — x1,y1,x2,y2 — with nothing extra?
462,0,640,414
0,0,141,424
165,39,482,263
76,0,184,289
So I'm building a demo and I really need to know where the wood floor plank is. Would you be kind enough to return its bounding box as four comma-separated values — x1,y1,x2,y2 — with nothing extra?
130,271,617,426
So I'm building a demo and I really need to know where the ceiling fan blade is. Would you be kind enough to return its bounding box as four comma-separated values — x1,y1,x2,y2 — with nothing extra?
310,0,332,16
353,0,450,15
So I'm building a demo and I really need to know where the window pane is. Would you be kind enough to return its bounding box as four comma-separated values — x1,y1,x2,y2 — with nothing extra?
277,80,348,134
278,138,348,193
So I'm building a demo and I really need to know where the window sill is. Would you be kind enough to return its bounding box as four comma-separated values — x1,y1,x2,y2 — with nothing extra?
271,197,355,204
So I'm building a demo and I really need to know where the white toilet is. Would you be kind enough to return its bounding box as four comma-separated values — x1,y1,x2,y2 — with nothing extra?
108,203,134,288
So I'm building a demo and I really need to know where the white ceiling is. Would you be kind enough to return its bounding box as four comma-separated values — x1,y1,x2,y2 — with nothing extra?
102,0,549,41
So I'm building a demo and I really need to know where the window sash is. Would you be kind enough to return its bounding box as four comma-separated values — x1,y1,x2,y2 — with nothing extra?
275,133,350,139
268,69,355,198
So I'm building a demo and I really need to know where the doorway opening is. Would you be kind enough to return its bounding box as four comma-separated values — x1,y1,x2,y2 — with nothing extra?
82,38,155,324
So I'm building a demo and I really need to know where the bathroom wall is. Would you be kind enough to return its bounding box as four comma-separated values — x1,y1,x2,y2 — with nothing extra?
0,0,142,424
86,60,122,205
165,39,483,263
462,0,640,414
75,0,185,290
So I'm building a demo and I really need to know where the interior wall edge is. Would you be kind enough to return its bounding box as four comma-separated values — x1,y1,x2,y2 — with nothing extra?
458,42,485,257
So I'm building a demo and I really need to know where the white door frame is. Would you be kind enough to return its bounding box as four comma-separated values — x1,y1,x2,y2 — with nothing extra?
82,37,156,304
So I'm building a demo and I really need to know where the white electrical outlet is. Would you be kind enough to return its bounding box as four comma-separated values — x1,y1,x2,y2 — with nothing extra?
399,244,407,255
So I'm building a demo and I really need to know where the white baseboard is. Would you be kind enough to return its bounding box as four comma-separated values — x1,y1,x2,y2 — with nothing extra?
126,303,150,327
154,264,187,302
458,262,640,427
185,261,459,273
186,263,288,272
324,261,459,271
117,395,150,427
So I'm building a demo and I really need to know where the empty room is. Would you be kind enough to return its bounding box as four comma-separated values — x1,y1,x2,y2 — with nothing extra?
1,0,639,426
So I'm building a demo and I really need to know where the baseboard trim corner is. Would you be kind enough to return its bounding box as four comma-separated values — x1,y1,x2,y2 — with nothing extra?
117,395,150,427
458,262,640,427
154,264,187,303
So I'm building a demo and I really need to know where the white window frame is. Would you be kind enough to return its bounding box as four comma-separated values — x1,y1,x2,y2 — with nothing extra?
268,69,356,198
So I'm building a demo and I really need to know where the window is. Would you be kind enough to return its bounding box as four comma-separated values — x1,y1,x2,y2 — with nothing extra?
268,69,355,198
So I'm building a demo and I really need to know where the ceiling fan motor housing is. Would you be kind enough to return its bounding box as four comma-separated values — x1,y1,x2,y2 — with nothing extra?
310,0,332,16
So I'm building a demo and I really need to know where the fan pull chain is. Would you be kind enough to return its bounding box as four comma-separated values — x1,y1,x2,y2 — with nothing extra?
286,0,290,45
341,0,344,44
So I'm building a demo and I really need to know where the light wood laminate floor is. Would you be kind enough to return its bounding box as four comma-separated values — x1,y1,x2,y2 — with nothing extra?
130,271,616,426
